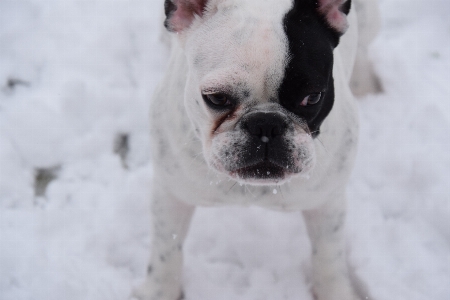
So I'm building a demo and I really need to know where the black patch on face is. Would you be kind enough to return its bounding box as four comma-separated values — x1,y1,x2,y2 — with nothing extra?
279,0,347,137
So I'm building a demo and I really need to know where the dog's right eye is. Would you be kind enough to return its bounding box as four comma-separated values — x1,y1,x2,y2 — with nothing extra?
202,93,232,108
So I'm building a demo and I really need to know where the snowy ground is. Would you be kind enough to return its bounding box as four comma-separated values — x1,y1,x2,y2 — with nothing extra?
0,0,449,299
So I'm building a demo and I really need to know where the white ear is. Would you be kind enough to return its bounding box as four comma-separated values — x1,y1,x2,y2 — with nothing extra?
164,0,209,32
317,0,351,34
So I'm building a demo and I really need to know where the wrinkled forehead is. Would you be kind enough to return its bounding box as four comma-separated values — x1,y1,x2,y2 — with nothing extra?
184,0,294,96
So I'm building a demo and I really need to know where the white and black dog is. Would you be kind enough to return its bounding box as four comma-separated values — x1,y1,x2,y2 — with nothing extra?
134,0,379,299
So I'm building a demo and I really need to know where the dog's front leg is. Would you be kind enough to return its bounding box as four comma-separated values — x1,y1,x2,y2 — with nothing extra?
302,194,359,300
134,188,195,300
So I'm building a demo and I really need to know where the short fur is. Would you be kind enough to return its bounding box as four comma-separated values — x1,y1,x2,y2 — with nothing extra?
133,0,379,299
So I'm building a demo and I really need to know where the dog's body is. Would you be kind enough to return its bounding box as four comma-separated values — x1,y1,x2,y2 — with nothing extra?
135,0,379,299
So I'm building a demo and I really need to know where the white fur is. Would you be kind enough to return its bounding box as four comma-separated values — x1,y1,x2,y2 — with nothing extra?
133,0,379,299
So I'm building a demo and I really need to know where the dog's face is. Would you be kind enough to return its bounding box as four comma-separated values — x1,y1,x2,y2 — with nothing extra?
165,0,351,185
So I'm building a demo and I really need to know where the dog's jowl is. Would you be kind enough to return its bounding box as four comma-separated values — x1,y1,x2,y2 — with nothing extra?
133,0,379,299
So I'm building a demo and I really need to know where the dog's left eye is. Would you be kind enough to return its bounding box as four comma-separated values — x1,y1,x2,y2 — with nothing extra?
299,93,322,106
203,93,232,107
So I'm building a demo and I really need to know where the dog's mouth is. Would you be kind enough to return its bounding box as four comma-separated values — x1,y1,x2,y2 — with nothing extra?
210,120,315,185
230,160,294,183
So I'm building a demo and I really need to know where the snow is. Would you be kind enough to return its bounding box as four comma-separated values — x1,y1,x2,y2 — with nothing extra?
0,0,449,300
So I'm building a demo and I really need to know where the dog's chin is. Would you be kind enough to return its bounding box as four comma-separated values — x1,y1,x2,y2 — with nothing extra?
227,161,298,186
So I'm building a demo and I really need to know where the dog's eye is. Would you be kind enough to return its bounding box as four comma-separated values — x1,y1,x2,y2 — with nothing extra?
203,93,232,107
299,93,322,106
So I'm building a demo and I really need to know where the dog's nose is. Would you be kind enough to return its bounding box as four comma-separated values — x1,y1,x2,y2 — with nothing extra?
243,113,287,141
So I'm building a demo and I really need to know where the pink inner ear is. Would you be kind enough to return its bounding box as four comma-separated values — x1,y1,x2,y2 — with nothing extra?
318,0,348,33
170,0,208,32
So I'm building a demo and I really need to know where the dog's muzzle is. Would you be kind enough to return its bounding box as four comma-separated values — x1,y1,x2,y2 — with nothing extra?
230,112,295,181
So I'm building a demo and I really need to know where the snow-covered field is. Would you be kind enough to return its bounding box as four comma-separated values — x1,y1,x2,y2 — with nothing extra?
0,0,449,299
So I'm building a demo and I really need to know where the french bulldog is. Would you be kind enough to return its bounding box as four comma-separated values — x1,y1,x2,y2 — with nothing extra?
134,0,379,299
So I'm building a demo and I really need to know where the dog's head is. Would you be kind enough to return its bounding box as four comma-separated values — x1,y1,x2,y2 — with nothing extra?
164,0,351,185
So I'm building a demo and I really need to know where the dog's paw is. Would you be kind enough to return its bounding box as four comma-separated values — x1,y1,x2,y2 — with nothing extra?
132,280,183,300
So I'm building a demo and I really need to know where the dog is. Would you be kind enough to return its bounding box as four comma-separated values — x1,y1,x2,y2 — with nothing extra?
134,0,379,299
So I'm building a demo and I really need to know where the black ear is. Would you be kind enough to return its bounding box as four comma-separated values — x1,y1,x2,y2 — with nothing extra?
164,0,209,32
316,0,352,34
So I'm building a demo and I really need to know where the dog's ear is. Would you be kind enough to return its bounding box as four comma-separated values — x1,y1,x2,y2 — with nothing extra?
316,0,352,34
164,0,209,32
